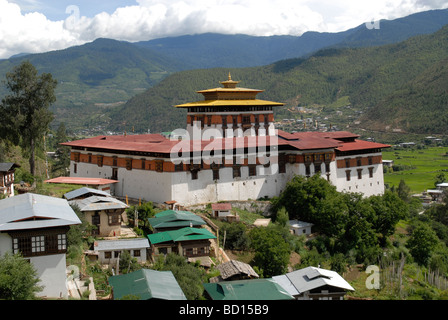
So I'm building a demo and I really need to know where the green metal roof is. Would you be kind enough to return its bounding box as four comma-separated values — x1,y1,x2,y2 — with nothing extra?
108,269,186,300
148,227,216,245
203,278,294,300
148,210,206,229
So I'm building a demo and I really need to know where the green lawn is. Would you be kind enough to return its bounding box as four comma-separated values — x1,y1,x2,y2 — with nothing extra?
382,146,448,194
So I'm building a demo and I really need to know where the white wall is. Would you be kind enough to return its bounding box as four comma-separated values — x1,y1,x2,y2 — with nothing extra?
31,254,69,299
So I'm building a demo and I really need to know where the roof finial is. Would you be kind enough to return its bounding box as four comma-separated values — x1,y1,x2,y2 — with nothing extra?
228,72,232,81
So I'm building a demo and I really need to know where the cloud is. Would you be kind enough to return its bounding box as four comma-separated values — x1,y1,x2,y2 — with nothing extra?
0,0,447,59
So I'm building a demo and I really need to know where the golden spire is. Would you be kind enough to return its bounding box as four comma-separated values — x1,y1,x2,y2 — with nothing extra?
220,72,240,88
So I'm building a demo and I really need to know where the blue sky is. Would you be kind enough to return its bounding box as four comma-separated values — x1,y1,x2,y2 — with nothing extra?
1,0,447,59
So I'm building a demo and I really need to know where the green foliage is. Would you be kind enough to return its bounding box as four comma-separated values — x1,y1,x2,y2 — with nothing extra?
249,226,291,277
0,61,57,176
119,250,140,274
125,201,157,230
151,253,205,300
0,252,43,300
407,221,440,266
219,222,250,251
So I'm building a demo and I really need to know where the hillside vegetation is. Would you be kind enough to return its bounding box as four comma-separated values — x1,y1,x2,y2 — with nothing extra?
111,25,448,134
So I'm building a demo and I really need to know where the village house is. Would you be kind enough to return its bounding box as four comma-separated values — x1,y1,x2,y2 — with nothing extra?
147,227,216,259
62,76,390,206
272,266,355,300
0,193,81,299
0,162,20,197
108,268,186,300
289,219,314,236
211,203,239,222
68,194,128,237
93,237,150,265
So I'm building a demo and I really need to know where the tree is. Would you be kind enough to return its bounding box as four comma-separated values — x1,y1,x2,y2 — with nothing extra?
52,123,71,176
0,61,57,177
249,226,291,277
407,222,439,266
0,252,43,300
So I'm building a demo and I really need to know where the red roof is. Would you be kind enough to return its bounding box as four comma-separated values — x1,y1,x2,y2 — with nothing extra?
211,203,232,211
62,131,389,155
336,140,391,152
45,177,118,185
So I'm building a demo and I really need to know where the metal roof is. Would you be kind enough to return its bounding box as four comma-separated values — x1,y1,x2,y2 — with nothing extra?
272,266,354,296
148,211,206,229
64,187,111,200
94,238,150,251
147,227,216,245
0,162,20,172
69,195,128,211
108,269,186,300
45,177,118,185
203,278,294,300
0,193,81,231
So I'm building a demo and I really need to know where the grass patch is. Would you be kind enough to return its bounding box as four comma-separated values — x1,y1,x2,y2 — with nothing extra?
383,146,448,193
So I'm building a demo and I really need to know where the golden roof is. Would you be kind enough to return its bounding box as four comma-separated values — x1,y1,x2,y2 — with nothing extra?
175,74,283,108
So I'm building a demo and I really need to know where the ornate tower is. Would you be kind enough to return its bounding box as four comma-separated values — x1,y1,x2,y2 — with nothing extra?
175,74,284,139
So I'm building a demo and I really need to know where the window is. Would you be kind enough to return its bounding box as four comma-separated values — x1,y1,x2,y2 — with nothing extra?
133,250,141,257
314,163,321,174
155,160,164,173
57,234,67,251
368,167,374,178
97,155,103,167
141,159,146,170
305,164,311,176
191,170,198,180
175,163,183,172
357,157,362,167
108,211,121,225
249,165,257,177
104,251,112,259
126,158,132,170
345,158,351,168
212,168,220,180
233,166,241,178
357,168,363,179
31,236,45,253
368,157,373,165
345,170,351,181
74,163,77,174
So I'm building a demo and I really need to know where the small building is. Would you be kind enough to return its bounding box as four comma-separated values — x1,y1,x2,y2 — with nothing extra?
272,266,355,300
289,220,314,236
0,162,20,197
93,238,150,265
211,203,239,222
108,268,186,300
203,278,294,300
210,260,259,283
147,227,216,258
148,210,206,233
69,195,128,237
0,193,81,299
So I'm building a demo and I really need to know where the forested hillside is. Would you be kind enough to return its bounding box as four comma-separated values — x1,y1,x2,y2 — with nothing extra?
112,24,448,134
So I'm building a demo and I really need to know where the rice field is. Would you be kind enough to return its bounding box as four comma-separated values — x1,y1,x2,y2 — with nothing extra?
382,146,448,194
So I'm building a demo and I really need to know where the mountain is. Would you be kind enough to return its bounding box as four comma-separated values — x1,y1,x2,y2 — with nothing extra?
109,24,448,135
136,9,448,69
0,8,447,133
0,38,184,130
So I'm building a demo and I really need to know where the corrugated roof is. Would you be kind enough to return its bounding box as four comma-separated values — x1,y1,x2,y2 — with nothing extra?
203,278,294,300
94,238,150,251
0,162,20,172
69,195,128,211
45,177,118,185
148,211,206,229
108,269,186,300
336,140,391,152
148,227,216,245
0,193,81,231
273,266,355,295
64,187,111,200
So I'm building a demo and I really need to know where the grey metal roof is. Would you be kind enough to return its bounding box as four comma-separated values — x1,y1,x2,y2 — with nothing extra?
94,238,150,251
273,267,354,295
0,162,20,172
69,195,128,211
0,193,81,231
64,187,110,200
